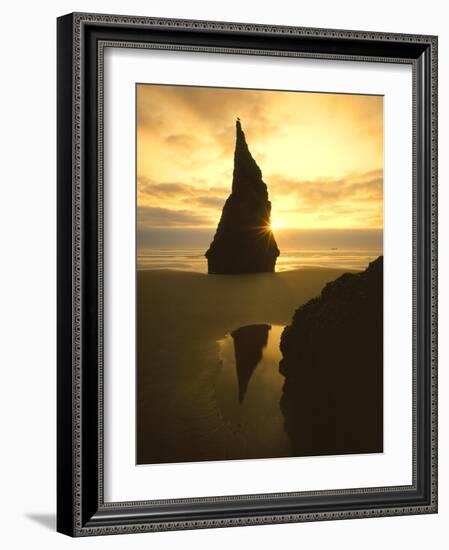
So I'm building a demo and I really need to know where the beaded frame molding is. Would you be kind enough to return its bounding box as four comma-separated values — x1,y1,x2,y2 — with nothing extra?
57,12,438,537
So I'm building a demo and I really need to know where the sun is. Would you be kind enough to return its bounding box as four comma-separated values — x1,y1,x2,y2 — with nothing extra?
270,219,287,230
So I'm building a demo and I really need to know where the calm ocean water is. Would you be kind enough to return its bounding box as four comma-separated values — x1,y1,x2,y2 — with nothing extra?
137,247,382,272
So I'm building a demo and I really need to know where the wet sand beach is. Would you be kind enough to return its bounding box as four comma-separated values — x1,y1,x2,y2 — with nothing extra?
137,267,347,465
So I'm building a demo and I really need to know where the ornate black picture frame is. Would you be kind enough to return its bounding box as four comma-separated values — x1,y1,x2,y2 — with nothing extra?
57,12,438,537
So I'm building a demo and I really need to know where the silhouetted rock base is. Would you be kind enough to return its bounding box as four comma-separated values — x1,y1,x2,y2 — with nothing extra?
279,256,383,456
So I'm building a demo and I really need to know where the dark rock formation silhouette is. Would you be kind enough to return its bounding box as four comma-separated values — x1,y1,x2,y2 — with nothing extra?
279,256,383,456
206,119,279,274
231,324,271,403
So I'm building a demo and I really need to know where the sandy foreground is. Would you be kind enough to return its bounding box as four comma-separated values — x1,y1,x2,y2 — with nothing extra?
137,267,347,465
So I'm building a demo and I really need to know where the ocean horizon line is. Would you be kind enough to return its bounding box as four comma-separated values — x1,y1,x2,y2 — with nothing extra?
137,246,382,273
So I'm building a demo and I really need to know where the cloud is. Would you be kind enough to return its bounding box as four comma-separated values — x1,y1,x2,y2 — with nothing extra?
137,177,197,199
164,133,199,149
136,170,382,230
136,84,281,159
138,177,229,201
270,170,383,211
136,84,383,230
264,170,383,228
190,196,225,208
138,206,213,228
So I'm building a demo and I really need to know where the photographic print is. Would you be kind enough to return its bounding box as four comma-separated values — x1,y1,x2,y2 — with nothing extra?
57,15,437,534
136,84,384,465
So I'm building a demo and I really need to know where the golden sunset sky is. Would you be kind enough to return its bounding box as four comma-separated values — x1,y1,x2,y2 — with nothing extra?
137,84,383,233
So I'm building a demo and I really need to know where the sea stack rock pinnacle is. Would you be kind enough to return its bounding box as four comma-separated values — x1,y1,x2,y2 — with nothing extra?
205,119,280,274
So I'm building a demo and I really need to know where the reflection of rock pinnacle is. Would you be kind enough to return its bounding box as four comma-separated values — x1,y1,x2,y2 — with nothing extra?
205,120,280,274
231,324,271,403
